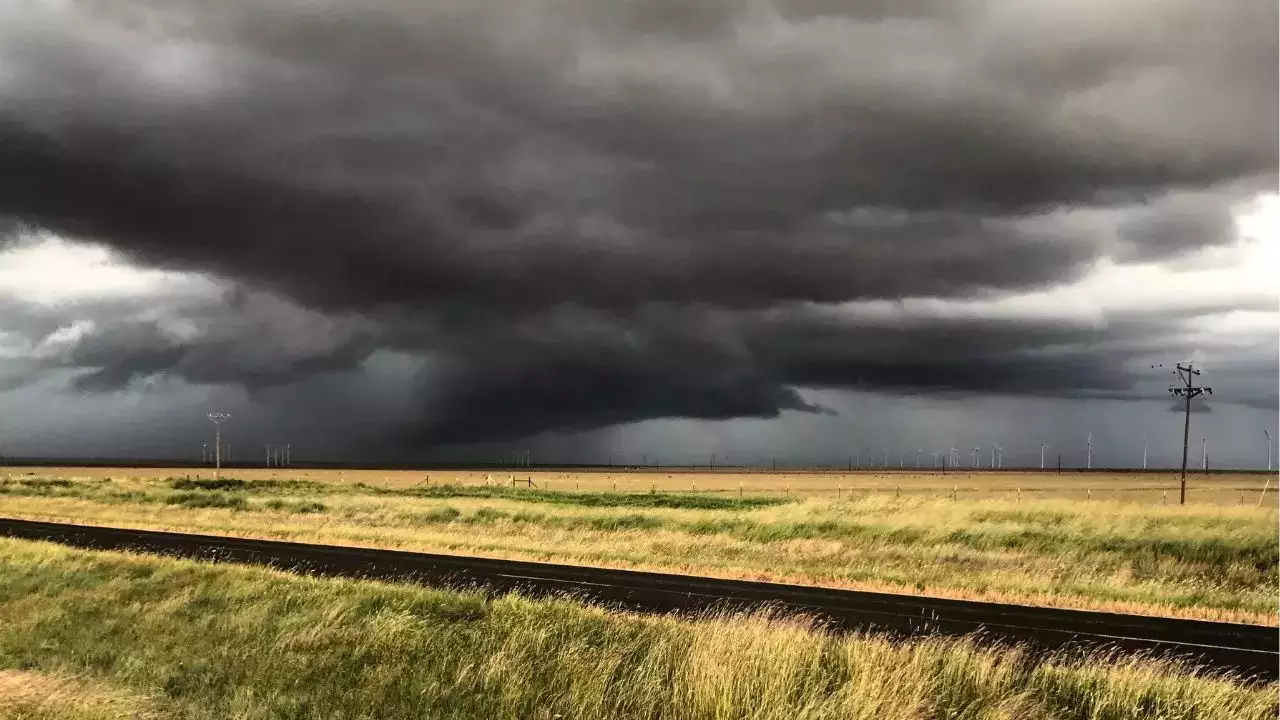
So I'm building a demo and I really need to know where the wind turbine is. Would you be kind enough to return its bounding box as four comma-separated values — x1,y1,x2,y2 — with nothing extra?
1142,434,1148,471
1039,442,1047,470
883,447,889,468
1086,432,1092,470
994,445,1003,469
971,447,980,468
916,448,923,468
990,444,997,469
1201,438,1207,471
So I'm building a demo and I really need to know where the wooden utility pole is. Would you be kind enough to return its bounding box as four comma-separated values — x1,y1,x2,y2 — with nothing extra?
1164,362,1212,506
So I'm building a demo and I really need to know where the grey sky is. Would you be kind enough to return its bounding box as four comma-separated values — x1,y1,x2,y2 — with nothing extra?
0,0,1275,465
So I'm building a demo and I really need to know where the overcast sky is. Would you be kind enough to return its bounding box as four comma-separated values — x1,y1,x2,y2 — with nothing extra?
0,0,1276,468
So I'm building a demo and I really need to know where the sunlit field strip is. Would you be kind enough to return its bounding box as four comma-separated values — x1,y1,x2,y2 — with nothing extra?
3,472,1275,625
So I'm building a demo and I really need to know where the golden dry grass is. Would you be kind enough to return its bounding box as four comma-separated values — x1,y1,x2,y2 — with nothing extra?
0,538,1275,720
6,465,1273,505
0,670,163,720
2,470,1275,625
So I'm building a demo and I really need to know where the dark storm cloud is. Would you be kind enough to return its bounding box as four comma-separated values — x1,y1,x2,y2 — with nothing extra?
0,0,1275,443
399,299,1275,443
1113,190,1243,263
0,286,382,393
1,0,1274,309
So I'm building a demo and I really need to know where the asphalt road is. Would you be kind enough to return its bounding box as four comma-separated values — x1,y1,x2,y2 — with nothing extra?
1,517,1275,680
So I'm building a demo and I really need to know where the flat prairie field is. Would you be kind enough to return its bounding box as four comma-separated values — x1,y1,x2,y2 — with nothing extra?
2,466,1276,624
5,465,1273,504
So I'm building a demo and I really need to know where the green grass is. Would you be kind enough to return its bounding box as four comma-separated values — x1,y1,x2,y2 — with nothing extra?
1,476,1276,623
0,538,1274,720
165,476,791,510
360,482,791,510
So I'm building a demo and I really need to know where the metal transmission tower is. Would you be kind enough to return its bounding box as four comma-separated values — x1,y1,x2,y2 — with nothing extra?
1161,362,1212,505
207,412,231,482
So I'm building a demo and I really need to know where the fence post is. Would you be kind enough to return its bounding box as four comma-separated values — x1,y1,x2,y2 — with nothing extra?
952,485,957,502
837,485,842,499
740,481,744,498
1162,491,1167,505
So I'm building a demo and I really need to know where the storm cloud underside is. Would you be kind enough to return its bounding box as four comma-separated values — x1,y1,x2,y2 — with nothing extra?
0,0,1276,449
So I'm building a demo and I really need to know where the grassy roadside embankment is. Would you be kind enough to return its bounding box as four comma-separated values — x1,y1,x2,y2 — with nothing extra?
1,474,1276,624
0,538,1275,720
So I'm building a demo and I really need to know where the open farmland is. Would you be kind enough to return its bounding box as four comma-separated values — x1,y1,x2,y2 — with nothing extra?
5,465,1274,504
0,538,1276,720
2,467,1275,624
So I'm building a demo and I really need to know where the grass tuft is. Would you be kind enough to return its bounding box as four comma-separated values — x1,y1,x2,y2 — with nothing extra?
164,492,247,511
